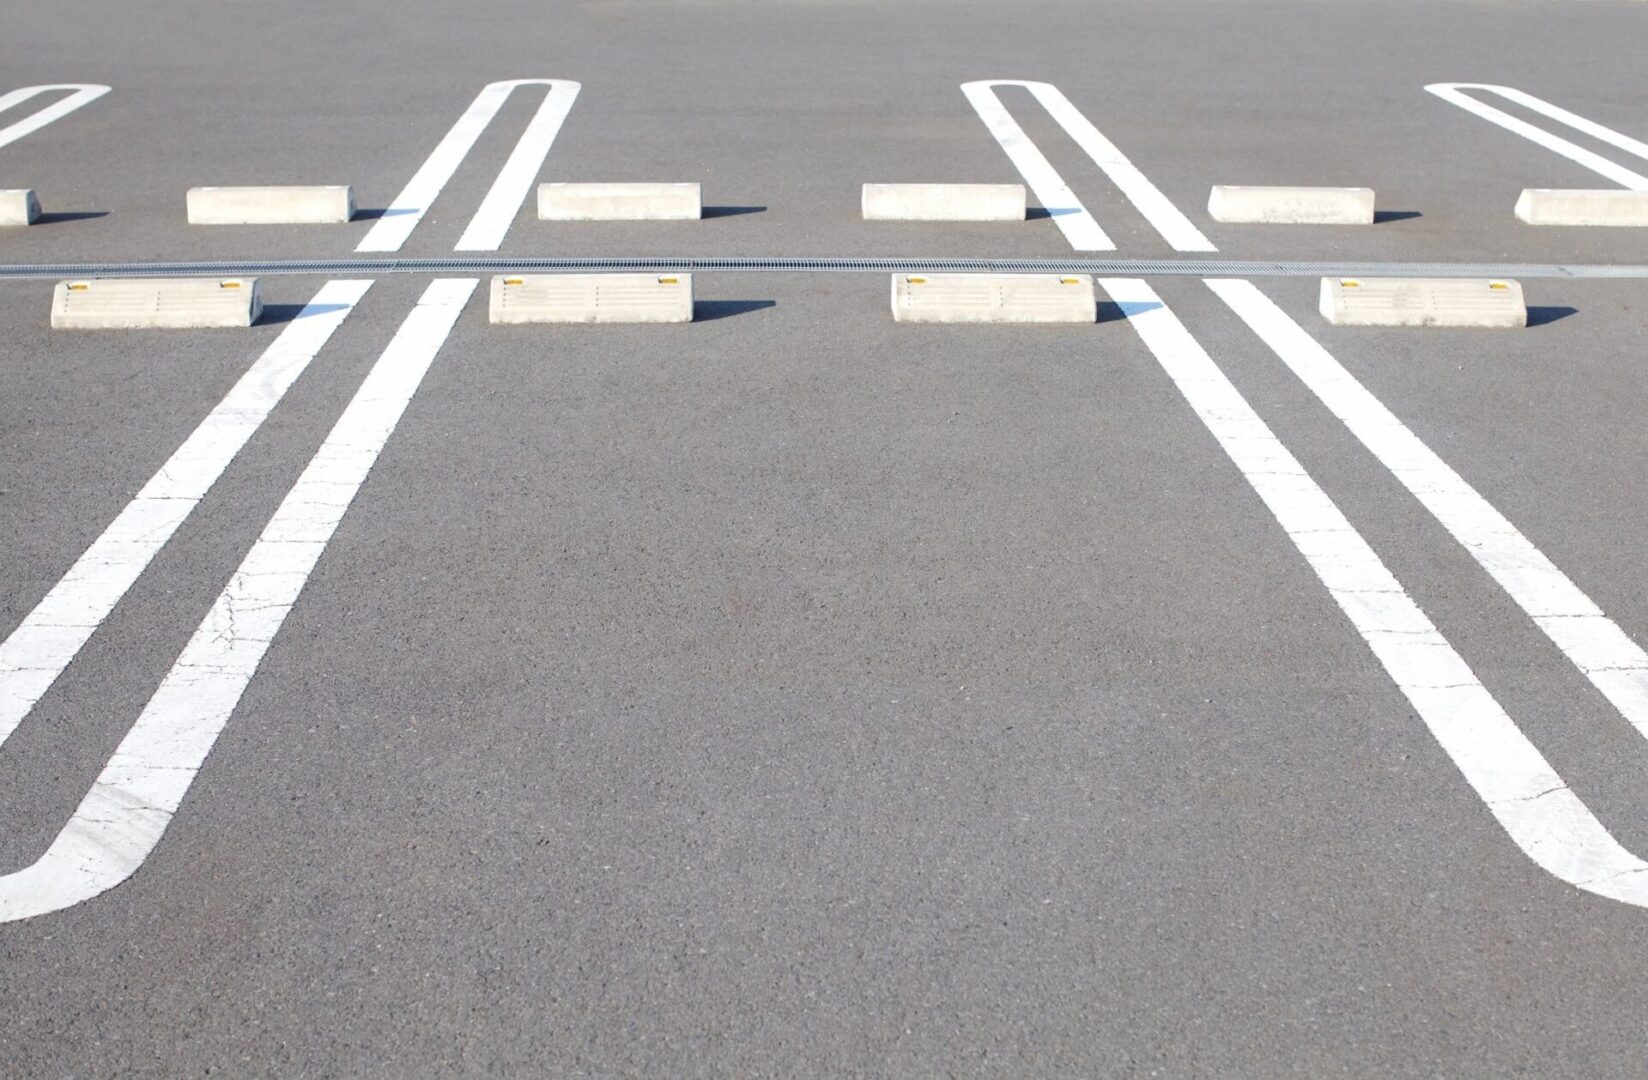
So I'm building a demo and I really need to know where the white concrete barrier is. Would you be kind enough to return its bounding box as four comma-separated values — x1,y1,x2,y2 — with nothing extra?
861,183,1027,221
891,273,1095,323
0,188,40,226
1319,277,1525,328
1208,186,1376,224
1515,189,1648,226
52,278,262,329
537,183,701,221
489,274,693,323
186,186,355,224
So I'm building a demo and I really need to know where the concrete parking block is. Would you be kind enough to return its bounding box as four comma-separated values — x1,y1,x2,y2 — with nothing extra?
0,188,41,226
537,183,701,221
1319,277,1526,327
891,273,1095,323
1515,188,1648,226
1208,186,1376,224
489,273,694,323
861,183,1026,221
51,277,263,328
186,185,355,224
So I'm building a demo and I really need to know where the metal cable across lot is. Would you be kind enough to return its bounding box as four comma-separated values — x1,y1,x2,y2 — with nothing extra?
1,256,1647,280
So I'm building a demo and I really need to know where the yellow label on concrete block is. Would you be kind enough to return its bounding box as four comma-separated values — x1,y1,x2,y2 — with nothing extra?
489,274,694,324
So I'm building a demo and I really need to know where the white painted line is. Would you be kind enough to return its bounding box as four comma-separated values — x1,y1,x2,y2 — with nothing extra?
0,278,474,923
1207,185,1376,225
357,79,581,253
963,81,1215,252
1515,188,1648,226
960,82,1112,250
537,182,701,221
1211,277,1648,755
455,82,581,251
0,188,40,226
490,272,693,323
1319,277,1526,328
187,185,355,225
891,272,1095,323
1426,83,1648,191
0,84,110,152
861,182,1026,221
1105,276,1648,907
0,281,370,752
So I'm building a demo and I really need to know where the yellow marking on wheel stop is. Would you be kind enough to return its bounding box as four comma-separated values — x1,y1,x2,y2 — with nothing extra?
52,277,264,329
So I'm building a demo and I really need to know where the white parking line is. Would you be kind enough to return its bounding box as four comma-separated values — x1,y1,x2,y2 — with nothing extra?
0,278,476,923
1426,83,1648,191
963,80,1215,252
0,281,371,750
1210,278,1648,744
357,79,581,253
1105,277,1648,907
456,83,581,251
960,82,1112,250
0,84,110,152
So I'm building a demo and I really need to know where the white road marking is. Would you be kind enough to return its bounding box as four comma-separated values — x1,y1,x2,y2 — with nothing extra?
1210,278,1648,743
456,84,581,250
963,80,1215,252
1106,276,1648,907
0,84,110,152
961,81,1112,250
1426,83,1648,191
0,279,476,923
357,79,581,253
0,281,371,750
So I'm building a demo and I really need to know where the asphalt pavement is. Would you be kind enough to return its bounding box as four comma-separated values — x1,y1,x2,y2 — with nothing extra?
2,1,1648,1075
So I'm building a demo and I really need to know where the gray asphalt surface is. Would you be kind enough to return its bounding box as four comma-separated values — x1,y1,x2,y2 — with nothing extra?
2,1,1648,1075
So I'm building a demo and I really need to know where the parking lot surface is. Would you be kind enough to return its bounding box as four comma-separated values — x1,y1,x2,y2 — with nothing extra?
3,2,1648,1074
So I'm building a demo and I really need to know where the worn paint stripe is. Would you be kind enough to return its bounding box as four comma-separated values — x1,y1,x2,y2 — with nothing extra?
0,280,372,750
0,278,476,923
1105,276,1648,907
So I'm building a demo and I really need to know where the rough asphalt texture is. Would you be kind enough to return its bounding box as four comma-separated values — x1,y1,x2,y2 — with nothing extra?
2,1,1648,1075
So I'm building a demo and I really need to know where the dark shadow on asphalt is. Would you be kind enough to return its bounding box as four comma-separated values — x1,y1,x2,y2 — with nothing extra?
33,211,109,224
257,303,350,326
694,299,776,321
702,205,766,218
1096,300,1163,323
1373,210,1423,223
352,208,412,221
1527,306,1578,327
